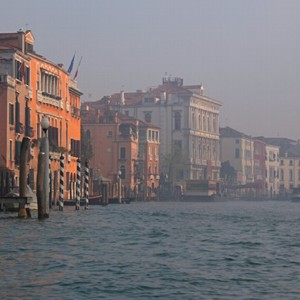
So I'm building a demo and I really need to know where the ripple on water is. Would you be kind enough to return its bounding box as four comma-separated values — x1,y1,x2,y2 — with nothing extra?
1,201,300,299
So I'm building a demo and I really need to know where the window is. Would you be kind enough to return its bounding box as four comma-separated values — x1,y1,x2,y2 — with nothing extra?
290,160,293,166
49,126,59,148
144,112,152,123
25,67,30,85
107,131,112,138
41,69,59,98
144,97,154,103
9,104,14,125
66,123,69,149
174,112,181,130
192,113,195,129
9,140,13,161
290,170,293,181
207,115,211,132
235,139,239,144
15,141,21,165
66,172,70,190
155,131,158,141
280,160,284,165
280,169,284,181
71,139,80,157
120,147,126,159
235,148,240,158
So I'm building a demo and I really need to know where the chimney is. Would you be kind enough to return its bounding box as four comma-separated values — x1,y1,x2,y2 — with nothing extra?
200,84,204,95
120,91,125,105
17,29,25,53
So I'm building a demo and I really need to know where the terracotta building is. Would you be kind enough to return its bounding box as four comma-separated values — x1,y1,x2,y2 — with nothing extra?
0,30,82,200
81,100,160,200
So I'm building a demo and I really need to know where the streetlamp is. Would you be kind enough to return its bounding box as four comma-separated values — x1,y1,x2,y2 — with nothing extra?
41,116,50,213
118,170,122,204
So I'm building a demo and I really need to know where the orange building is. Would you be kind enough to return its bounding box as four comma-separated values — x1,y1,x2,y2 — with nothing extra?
137,120,160,199
81,102,138,199
0,30,82,200
81,98,160,200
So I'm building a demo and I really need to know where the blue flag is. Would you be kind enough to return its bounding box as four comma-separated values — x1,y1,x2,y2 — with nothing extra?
67,53,75,74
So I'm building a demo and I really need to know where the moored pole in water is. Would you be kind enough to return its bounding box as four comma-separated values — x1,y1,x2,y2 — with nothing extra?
37,151,49,219
76,159,81,210
84,160,89,209
59,154,64,211
18,137,31,218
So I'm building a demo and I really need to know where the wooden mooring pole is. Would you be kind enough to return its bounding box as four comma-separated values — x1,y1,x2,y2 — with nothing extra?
18,137,31,218
37,152,49,219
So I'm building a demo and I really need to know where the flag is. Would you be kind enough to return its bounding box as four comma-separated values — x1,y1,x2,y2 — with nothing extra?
73,56,82,80
67,53,75,74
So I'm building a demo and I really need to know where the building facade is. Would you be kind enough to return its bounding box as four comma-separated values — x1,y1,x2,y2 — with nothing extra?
253,139,266,196
264,144,280,197
220,127,254,187
81,102,160,199
90,77,222,183
0,30,82,199
279,143,300,194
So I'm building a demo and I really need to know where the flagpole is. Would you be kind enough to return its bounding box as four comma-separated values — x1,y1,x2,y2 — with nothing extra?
73,56,83,80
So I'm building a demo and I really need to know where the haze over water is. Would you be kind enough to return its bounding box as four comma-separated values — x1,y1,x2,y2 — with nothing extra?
1,200,300,299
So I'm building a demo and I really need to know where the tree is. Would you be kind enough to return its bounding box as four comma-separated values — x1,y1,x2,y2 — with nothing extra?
220,161,236,185
160,144,189,182
81,126,93,163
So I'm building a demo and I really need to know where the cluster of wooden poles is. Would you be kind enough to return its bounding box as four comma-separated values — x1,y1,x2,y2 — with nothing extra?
19,136,90,219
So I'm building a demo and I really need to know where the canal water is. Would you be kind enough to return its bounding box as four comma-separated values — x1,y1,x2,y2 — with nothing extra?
1,200,300,299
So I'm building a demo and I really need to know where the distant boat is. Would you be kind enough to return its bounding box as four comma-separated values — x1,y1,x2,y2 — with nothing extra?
182,180,220,201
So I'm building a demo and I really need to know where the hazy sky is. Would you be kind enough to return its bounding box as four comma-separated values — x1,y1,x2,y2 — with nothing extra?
1,0,300,139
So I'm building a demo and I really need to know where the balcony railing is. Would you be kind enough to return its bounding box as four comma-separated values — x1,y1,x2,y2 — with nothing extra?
37,90,62,108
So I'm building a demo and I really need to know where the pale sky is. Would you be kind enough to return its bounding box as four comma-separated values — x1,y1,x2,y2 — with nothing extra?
1,0,300,139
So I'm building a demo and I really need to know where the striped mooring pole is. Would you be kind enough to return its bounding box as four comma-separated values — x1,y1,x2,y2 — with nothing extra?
76,158,81,210
84,160,89,209
59,154,64,211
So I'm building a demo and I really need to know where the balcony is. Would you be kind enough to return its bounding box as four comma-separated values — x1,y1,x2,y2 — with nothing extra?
37,90,62,108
